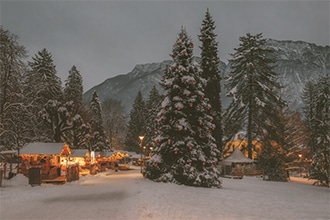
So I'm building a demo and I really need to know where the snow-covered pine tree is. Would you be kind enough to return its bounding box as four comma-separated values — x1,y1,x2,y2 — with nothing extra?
64,65,83,109
199,9,224,155
145,86,163,154
88,91,108,152
27,48,62,104
61,65,89,148
125,91,146,153
225,33,286,181
144,28,221,188
309,76,329,186
26,48,62,141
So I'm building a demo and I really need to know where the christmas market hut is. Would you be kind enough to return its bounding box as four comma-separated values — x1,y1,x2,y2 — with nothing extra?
20,142,72,181
109,151,130,170
220,148,254,178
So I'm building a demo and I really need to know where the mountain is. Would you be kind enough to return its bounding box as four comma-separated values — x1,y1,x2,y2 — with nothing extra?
267,39,329,109
83,39,329,113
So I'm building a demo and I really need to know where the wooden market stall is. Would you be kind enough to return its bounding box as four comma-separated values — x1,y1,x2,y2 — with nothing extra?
109,151,130,170
70,149,90,175
20,142,73,183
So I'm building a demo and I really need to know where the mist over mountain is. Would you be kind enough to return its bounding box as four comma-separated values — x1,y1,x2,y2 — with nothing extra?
83,39,329,114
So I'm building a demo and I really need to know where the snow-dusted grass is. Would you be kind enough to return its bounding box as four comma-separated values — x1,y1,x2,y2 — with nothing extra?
1,167,329,220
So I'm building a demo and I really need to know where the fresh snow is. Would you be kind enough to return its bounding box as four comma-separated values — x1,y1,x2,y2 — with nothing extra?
1,167,329,220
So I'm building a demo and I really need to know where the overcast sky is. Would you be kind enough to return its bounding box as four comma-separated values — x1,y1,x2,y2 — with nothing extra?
1,0,329,92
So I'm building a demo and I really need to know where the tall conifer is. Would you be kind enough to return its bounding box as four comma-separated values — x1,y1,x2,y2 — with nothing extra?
225,33,286,181
125,91,146,153
199,9,223,154
144,28,221,188
89,91,108,151
26,48,62,141
64,65,83,109
308,76,329,186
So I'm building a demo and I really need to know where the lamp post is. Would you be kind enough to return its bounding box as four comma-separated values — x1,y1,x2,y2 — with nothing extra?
298,154,302,177
139,136,144,173
149,147,153,157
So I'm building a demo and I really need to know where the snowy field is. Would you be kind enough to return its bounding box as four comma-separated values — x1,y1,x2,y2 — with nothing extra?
1,167,329,220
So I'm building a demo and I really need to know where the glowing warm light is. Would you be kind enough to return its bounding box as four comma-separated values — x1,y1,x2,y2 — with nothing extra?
139,136,145,141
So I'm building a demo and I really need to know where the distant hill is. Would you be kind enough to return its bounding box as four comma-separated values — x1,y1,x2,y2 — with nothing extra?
83,39,329,113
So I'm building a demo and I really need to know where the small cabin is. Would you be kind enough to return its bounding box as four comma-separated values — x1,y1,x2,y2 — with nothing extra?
20,142,71,180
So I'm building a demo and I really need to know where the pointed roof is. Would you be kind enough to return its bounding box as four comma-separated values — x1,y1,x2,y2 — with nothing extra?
221,148,254,165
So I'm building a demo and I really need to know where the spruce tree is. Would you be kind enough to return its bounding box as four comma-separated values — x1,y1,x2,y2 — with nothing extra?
145,86,163,154
27,48,62,104
308,76,329,186
26,48,62,141
88,91,108,152
199,9,224,155
62,65,88,148
225,33,286,181
144,28,221,188
64,65,83,109
125,91,146,153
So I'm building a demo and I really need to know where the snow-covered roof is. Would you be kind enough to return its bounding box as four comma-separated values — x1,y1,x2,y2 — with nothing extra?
20,142,69,155
128,152,142,159
70,149,88,157
0,150,18,155
221,148,254,165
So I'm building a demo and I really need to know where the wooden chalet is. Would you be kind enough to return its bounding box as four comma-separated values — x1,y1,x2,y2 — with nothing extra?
20,142,73,183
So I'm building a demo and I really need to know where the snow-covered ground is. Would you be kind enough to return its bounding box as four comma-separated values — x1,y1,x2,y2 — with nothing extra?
1,167,329,220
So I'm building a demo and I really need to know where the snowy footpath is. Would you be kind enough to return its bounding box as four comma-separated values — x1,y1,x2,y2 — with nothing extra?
1,167,329,220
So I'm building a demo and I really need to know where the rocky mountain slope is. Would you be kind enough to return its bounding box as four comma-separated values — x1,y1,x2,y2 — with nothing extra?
83,39,329,113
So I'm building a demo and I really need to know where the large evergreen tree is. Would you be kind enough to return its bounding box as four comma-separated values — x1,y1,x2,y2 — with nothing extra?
125,91,146,153
198,9,224,155
62,65,89,148
145,86,163,154
301,81,318,154
144,28,221,188
225,33,286,181
88,91,108,152
308,76,329,186
27,48,62,105
26,48,62,141
63,65,83,109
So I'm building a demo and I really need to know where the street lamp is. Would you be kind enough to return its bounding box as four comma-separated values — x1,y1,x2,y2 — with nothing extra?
149,147,153,157
139,136,144,173
298,154,302,177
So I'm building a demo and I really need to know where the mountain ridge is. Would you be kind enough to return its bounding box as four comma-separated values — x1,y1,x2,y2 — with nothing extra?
83,39,329,113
